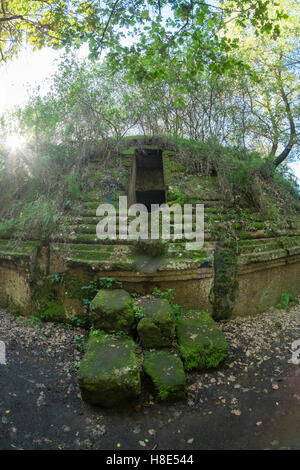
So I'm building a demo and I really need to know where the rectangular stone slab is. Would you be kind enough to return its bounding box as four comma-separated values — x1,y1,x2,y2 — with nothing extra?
137,297,175,348
78,333,141,406
89,289,135,333
143,350,186,401
176,311,228,371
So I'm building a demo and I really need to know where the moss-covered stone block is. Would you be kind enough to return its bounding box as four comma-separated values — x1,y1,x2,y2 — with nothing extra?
143,350,186,401
89,289,134,333
176,311,228,371
137,298,175,348
78,332,141,406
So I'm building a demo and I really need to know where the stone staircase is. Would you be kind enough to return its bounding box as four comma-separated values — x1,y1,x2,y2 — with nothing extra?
49,192,221,271
1,139,300,318
48,190,300,273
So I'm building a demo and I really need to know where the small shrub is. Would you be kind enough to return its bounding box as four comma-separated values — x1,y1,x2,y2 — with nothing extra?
89,327,102,337
18,314,42,328
73,335,86,353
61,173,81,200
0,218,17,238
40,300,65,322
168,188,186,205
133,303,145,319
98,277,122,289
110,329,130,338
81,280,98,311
152,287,175,304
17,199,60,241
48,273,62,284
276,293,299,310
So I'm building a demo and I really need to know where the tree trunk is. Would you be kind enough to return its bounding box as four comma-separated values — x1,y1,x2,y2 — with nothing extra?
273,72,297,167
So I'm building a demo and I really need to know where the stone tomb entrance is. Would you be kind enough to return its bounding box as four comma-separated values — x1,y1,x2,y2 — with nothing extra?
134,148,166,211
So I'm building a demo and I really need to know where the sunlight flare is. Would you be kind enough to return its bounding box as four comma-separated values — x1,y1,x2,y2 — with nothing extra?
5,134,26,151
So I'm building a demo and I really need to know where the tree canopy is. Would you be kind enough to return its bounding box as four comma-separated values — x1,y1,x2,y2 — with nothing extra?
0,1,299,167
0,1,288,72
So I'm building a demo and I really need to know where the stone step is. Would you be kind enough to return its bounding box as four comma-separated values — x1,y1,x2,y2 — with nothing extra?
51,233,216,244
288,246,300,256
73,201,224,216
238,229,300,240
71,209,225,219
239,248,289,264
51,242,118,253
79,199,223,208
68,220,283,236
240,236,300,250
51,242,137,269
71,214,213,224
239,237,281,247
64,223,209,236
238,241,284,253
64,249,114,261
0,240,41,261
72,214,286,230
50,242,212,271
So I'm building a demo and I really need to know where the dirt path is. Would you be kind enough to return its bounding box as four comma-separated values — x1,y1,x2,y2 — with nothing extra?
1,303,300,450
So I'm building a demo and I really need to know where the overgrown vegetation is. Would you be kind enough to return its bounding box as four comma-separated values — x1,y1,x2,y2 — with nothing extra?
0,136,299,245
132,239,168,258
0,1,298,240
276,292,299,310
163,137,300,216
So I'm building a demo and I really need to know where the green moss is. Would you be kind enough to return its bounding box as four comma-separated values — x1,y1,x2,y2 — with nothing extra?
212,237,238,321
121,146,136,155
63,272,94,300
30,270,65,322
31,267,93,323
78,332,141,406
137,298,175,348
143,350,186,401
0,240,41,262
66,249,112,261
89,289,135,333
163,156,186,185
32,271,56,302
75,224,100,234
176,311,228,371
109,261,135,271
187,247,208,265
81,201,102,209
132,239,168,258
40,300,65,322
68,234,99,243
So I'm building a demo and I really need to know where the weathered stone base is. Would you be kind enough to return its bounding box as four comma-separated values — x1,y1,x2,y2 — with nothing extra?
1,239,300,319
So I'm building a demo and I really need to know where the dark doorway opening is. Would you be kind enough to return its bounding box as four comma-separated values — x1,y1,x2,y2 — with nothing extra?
136,190,166,211
136,148,163,169
135,148,165,211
